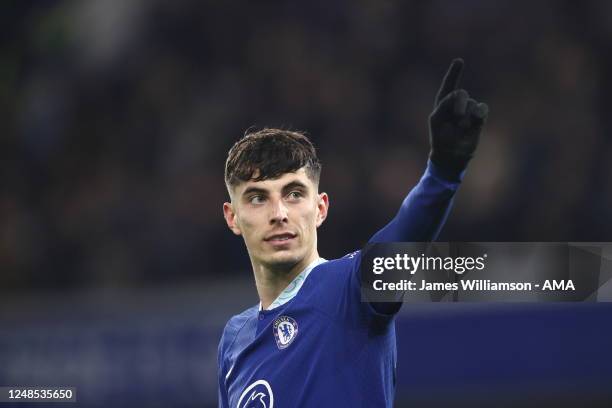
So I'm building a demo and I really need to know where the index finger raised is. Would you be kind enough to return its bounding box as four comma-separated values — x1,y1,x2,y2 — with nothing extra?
434,58,464,107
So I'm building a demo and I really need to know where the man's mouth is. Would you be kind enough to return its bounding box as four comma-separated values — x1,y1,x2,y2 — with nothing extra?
264,232,297,243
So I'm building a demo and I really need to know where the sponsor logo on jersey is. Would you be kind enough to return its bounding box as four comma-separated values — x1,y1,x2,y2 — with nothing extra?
237,380,273,408
273,315,298,350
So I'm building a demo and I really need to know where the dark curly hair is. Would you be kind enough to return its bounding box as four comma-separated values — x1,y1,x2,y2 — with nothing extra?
225,128,322,190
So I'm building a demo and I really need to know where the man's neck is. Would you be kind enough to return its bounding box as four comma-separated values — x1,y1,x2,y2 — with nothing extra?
253,251,320,310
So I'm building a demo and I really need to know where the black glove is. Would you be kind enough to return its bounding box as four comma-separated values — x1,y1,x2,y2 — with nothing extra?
429,58,489,174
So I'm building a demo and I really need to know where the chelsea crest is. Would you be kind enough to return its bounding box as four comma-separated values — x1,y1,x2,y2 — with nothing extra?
273,315,298,350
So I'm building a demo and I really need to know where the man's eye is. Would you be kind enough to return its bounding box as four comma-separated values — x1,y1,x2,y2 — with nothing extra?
249,195,266,204
287,191,303,200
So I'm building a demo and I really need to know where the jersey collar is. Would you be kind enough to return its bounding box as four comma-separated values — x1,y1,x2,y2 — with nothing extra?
259,257,327,311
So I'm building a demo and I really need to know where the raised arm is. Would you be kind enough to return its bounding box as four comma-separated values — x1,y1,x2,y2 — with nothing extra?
369,58,489,243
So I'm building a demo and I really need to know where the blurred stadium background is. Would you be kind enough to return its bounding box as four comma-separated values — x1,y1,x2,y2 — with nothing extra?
1,1,612,407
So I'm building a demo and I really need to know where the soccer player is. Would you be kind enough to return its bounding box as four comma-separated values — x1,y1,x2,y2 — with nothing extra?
218,59,488,407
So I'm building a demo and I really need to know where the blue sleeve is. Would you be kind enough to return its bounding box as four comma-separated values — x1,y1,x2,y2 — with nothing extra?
217,329,229,408
369,159,464,243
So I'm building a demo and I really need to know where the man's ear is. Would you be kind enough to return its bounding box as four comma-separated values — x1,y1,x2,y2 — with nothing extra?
223,202,242,235
315,192,329,228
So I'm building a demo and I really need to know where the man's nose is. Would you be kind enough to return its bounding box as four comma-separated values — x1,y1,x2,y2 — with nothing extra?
269,199,289,224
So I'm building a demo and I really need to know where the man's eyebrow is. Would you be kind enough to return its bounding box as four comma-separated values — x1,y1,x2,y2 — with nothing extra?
241,180,309,198
241,186,268,197
282,181,308,193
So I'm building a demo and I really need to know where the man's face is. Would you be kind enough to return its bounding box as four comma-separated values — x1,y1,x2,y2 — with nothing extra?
223,168,328,272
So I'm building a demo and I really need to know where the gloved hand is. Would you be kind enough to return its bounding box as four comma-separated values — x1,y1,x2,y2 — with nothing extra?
429,58,489,174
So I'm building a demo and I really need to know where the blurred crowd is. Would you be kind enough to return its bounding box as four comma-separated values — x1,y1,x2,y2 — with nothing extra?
2,0,612,291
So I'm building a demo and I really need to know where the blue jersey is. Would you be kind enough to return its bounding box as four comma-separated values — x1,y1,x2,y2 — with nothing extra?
218,161,463,407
